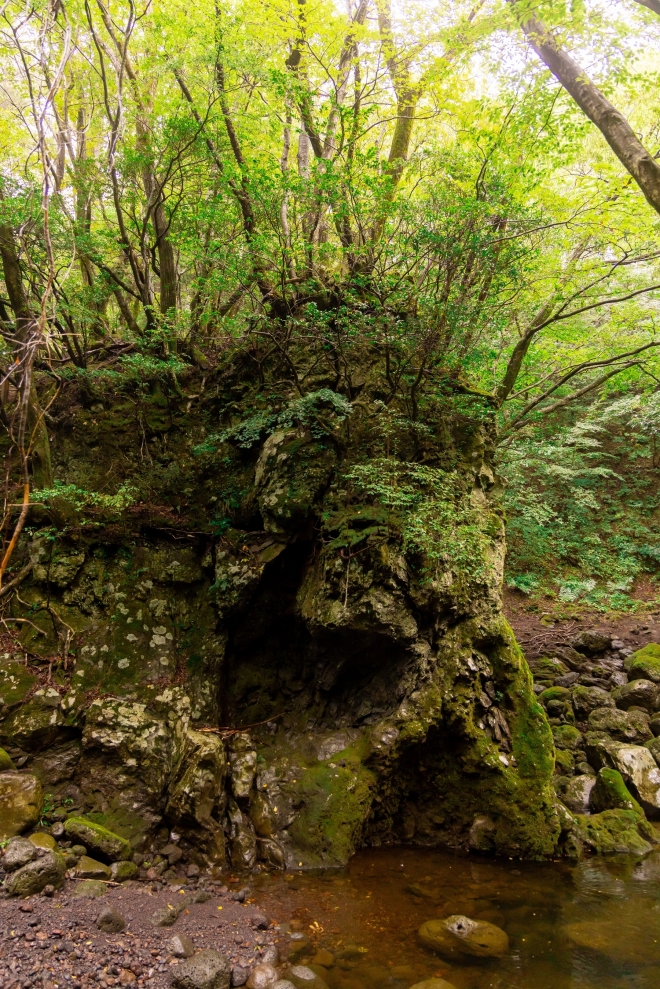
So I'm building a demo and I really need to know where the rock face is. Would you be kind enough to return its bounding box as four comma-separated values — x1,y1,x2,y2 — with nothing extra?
0,772,42,839
0,370,562,867
418,916,509,958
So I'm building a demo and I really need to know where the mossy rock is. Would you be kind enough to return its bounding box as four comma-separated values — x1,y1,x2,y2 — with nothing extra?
529,657,569,680
587,707,652,744
554,749,575,774
5,849,66,896
552,725,582,751
590,768,642,814
0,772,43,840
627,644,660,683
537,686,571,707
0,747,15,771
64,817,132,863
574,808,655,856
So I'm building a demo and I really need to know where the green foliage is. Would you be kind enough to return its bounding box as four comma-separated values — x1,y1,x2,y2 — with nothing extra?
342,458,494,584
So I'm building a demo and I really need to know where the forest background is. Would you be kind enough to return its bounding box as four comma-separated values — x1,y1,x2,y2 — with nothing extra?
1,0,660,614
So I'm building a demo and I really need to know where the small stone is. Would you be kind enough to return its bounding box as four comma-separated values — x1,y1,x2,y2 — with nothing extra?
231,966,249,987
246,963,278,989
612,639,626,651
552,725,583,751
409,980,458,989
260,947,279,967
286,966,328,989
110,860,138,882
76,856,112,880
119,970,137,985
50,822,64,839
1,837,38,872
29,832,57,851
171,933,195,958
251,911,268,929
41,883,55,897
610,671,628,689
576,761,596,776
311,951,333,968
70,844,87,857
187,863,201,879
170,949,231,989
418,916,509,958
272,982,297,989
555,672,580,688
97,907,127,932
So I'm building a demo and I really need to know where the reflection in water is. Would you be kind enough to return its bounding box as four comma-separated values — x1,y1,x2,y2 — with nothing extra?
253,847,660,989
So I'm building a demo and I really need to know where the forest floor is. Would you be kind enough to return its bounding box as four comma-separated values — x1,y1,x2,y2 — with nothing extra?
504,588,660,660
0,876,284,989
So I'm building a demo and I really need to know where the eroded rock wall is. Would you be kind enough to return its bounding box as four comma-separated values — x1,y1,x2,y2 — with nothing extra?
0,361,560,866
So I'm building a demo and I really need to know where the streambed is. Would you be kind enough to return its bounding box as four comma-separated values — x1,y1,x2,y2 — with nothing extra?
255,846,660,989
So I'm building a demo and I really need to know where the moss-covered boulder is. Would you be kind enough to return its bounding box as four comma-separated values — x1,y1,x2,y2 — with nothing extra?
538,686,571,707
589,768,641,813
0,772,42,839
0,747,15,770
64,817,132,862
587,707,652,744
5,849,66,896
572,809,656,856
553,725,582,751
612,679,659,713
572,686,614,721
626,644,660,682
418,916,509,958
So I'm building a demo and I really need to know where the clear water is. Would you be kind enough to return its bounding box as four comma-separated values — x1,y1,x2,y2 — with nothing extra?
254,847,660,989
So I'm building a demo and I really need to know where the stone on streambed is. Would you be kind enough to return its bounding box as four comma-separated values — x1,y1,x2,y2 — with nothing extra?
612,679,659,713
418,915,509,959
170,949,231,989
409,980,458,989
0,772,42,839
586,734,660,817
64,816,132,862
564,917,660,966
574,808,656,855
5,849,66,896
171,934,196,958
246,963,279,989
587,707,652,744
96,907,127,933
286,966,329,989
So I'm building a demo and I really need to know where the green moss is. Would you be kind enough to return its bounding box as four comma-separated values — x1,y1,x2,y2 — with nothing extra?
574,809,655,855
627,644,660,683
537,686,571,706
287,761,377,867
0,747,15,770
590,768,642,814
552,725,582,751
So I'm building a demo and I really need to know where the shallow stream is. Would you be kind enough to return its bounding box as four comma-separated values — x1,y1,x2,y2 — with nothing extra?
254,847,660,989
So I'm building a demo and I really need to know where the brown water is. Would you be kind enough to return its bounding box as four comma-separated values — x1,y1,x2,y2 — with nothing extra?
253,847,660,989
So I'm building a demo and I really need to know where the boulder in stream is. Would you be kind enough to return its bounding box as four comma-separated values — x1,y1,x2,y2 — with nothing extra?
418,915,509,958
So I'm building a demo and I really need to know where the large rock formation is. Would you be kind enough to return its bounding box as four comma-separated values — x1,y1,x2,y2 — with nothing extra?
0,354,559,867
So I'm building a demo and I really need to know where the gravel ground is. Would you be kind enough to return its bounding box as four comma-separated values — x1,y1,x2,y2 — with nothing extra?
0,876,285,989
